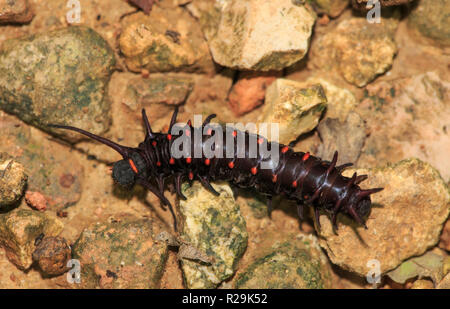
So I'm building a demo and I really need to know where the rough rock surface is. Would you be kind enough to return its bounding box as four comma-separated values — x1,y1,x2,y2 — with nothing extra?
119,7,214,73
0,208,64,270
32,236,71,276
437,273,450,289
235,234,332,289
257,78,327,144
408,0,450,47
0,0,34,24
178,182,248,289
0,26,116,141
309,14,398,87
72,214,169,289
358,72,450,181
188,0,316,71
317,112,366,165
310,0,349,17
439,220,450,252
317,159,450,276
0,112,83,209
227,71,278,116
0,153,27,207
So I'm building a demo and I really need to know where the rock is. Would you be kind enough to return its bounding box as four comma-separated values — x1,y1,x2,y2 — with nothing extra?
437,273,450,289
178,181,248,289
0,26,116,142
317,112,366,165
257,79,327,144
0,0,34,24
310,0,349,18
304,77,357,122
0,153,27,207
227,71,279,116
358,72,450,181
119,7,214,73
309,13,398,87
235,234,332,289
188,0,316,71
0,112,83,209
439,220,450,251
408,0,450,47
317,159,450,276
352,0,414,10
32,236,71,276
123,74,194,111
0,208,64,270
72,214,169,289
25,191,47,212
411,279,435,289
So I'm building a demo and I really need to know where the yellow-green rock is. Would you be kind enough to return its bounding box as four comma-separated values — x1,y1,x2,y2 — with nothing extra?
258,78,327,144
235,234,332,289
179,181,248,289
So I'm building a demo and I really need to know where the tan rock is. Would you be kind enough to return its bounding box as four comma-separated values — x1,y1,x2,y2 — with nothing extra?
0,208,64,270
258,78,327,144
317,159,450,276
309,14,399,87
188,0,316,71
439,220,450,251
411,279,434,289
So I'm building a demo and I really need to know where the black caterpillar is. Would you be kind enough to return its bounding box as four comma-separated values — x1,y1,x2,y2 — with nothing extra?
51,108,382,232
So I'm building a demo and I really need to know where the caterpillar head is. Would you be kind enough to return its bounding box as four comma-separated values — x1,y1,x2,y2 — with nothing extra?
112,152,147,187
346,187,383,228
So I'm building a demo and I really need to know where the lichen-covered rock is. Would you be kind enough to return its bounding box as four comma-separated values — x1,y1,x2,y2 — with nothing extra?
358,72,450,181
257,79,327,144
178,182,248,289
0,153,27,207
317,159,450,276
309,14,398,87
0,26,116,141
0,0,34,24
123,74,194,111
408,0,450,47
32,236,71,276
188,0,316,71
235,234,332,289
0,112,83,209
228,71,279,116
72,214,169,289
0,208,64,270
310,0,349,17
119,7,214,73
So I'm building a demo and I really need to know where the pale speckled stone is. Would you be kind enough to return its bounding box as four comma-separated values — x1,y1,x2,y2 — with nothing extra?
257,78,327,144
317,159,450,276
178,181,247,289
0,208,64,270
188,0,316,71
